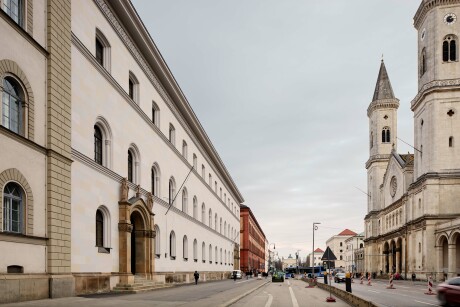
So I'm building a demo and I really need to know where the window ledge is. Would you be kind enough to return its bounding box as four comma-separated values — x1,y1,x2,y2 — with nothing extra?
0,232,47,245
155,254,160,259
194,259,198,262
97,247,111,253
170,256,176,260
184,258,188,261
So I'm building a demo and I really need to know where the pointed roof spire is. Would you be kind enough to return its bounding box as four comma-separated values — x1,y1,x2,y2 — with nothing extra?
372,59,395,101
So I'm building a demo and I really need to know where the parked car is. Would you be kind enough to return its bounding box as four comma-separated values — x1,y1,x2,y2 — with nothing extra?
232,270,242,279
272,271,285,282
437,277,460,306
334,273,346,283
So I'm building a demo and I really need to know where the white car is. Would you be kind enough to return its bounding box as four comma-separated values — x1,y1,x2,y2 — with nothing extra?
232,270,242,279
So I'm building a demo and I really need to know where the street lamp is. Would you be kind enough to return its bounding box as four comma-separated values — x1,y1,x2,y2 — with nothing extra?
312,222,321,270
296,249,301,274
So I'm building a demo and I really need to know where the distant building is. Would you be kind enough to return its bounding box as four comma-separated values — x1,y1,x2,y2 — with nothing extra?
307,248,324,267
344,233,364,273
240,205,266,273
282,254,297,270
326,229,357,268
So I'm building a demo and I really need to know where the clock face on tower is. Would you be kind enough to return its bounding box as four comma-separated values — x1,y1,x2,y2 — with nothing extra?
444,13,457,25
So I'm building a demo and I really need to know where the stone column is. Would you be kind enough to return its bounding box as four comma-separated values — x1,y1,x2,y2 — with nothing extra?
448,244,456,279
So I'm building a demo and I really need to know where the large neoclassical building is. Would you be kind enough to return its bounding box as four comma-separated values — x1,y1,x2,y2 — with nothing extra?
0,0,243,303
364,0,460,280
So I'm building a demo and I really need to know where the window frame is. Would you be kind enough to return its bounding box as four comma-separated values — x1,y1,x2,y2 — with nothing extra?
128,71,139,103
3,182,23,233
1,0,23,27
2,76,25,136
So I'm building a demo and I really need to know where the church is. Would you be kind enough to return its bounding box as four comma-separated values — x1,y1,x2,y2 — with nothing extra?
364,0,460,281
0,0,242,303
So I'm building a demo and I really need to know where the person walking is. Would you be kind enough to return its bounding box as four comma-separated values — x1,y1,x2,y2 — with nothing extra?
194,271,199,285
233,271,237,282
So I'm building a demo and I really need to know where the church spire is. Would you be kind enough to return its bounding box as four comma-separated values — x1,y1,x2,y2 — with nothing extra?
372,60,395,101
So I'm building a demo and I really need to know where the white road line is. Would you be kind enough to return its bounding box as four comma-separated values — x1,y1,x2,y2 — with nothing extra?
264,293,273,307
367,290,381,293
414,300,439,306
236,279,253,284
288,286,299,307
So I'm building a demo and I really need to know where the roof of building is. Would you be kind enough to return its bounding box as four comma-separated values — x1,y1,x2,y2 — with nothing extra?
399,153,414,166
314,248,324,253
338,229,357,236
372,60,396,101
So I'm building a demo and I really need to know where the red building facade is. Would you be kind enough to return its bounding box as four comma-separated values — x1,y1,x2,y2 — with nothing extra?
240,205,266,274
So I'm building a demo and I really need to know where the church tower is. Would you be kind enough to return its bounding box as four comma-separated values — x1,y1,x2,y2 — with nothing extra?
366,60,400,213
412,0,460,179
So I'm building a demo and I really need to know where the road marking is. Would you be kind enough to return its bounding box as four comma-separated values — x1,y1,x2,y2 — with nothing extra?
367,290,381,293
288,286,299,307
287,280,291,286
414,300,438,306
236,279,253,284
264,293,273,307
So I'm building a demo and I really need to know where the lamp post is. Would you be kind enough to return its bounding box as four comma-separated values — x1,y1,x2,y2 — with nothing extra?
312,222,320,271
296,249,301,275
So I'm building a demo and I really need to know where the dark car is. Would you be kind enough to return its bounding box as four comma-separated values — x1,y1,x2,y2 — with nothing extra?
334,273,346,283
272,271,285,282
437,276,460,306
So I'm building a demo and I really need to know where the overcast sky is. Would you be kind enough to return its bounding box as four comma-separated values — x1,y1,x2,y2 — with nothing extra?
131,0,421,260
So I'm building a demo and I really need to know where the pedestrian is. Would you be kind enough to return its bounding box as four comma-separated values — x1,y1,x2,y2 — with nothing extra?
194,270,199,285
233,270,237,282
411,272,416,282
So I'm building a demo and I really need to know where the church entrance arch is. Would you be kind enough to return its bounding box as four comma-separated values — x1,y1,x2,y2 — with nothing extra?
383,242,389,273
390,240,396,273
440,235,448,277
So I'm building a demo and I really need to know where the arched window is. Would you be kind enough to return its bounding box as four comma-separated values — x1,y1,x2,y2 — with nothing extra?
215,246,218,263
224,193,226,204
169,177,176,207
94,126,103,165
94,117,112,168
152,101,160,126
220,248,223,264
96,210,103,247
182,140,188,159
420,48,426,77
95,28,111,71
182,188,188,213
220,218,222,234
151,163,160,197
201,203,206,223
209,174,212,186
219,187,222,198
209,244,212,264
201,165,205,178
193,196,198,219
1,0,23,26
95,206,111,252
183,235,188,260
202,242,206,262
224,249,227,264
154,225,160,258
3,182,24,233
215,213,218,231
370,132,373,149
169,231,176,259
2,77,25,135
224,221,227,237
169,124,175,146
193,239,198,262
208,209,212,228
382,127,390,143
127,150,133,182
128,71,139,103
443,35,457,62
193,154,197,170
449,136,454,147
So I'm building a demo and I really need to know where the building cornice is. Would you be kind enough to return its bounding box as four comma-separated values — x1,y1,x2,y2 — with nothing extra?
408,171,460,191
411,79,460,110
93,0,244,203
414,0,460,29
367,99,400,117
365,154,391,169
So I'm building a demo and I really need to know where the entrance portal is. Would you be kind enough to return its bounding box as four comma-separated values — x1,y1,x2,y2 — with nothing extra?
130,211,145,275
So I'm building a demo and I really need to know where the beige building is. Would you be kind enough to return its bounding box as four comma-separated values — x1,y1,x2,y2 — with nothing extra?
344,233,364,274
364,0,460,280
282,254,297,270
325,229,357,269
0,0,243,303
307,248,324,267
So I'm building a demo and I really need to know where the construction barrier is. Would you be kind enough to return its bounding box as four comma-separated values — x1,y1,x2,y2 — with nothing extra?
367,274,372,286
360,274,364,284
425,275,435,295
386,273,395,289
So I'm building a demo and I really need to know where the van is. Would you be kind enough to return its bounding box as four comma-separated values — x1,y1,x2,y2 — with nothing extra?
232,270,242,279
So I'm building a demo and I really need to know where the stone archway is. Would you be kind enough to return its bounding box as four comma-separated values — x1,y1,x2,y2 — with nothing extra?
383,242,390,273
396,238,403,274
130,210,147,275
390,240,397,273
440,235,449,278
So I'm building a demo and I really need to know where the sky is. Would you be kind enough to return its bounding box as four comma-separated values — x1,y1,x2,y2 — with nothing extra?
131,0,421,260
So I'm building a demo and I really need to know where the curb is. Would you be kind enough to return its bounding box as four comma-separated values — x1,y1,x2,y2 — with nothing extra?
220,280,271,307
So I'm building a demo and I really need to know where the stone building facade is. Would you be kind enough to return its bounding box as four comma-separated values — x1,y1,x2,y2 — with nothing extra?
0,0,243,303
364,0,460,280
240,205,266,273
326,229,357,269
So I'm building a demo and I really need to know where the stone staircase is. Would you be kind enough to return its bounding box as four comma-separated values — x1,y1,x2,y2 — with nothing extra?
112,275,172,293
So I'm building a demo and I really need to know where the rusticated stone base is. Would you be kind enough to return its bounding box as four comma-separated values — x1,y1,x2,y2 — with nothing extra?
0,274,50,304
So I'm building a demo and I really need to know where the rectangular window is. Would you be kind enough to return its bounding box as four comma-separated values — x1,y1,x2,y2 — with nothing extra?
1,0,23,26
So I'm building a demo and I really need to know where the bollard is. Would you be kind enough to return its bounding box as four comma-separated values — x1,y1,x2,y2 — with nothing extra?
360,274,364,284
386,273,395,289
367,274,372,286
345,272,352,293
425,275,435,295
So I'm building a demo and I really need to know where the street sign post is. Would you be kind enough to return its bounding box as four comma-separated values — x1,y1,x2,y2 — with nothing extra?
321,247,337,303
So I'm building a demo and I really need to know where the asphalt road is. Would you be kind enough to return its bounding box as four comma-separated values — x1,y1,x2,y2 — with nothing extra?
325,277,440,307
233,277,349,307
